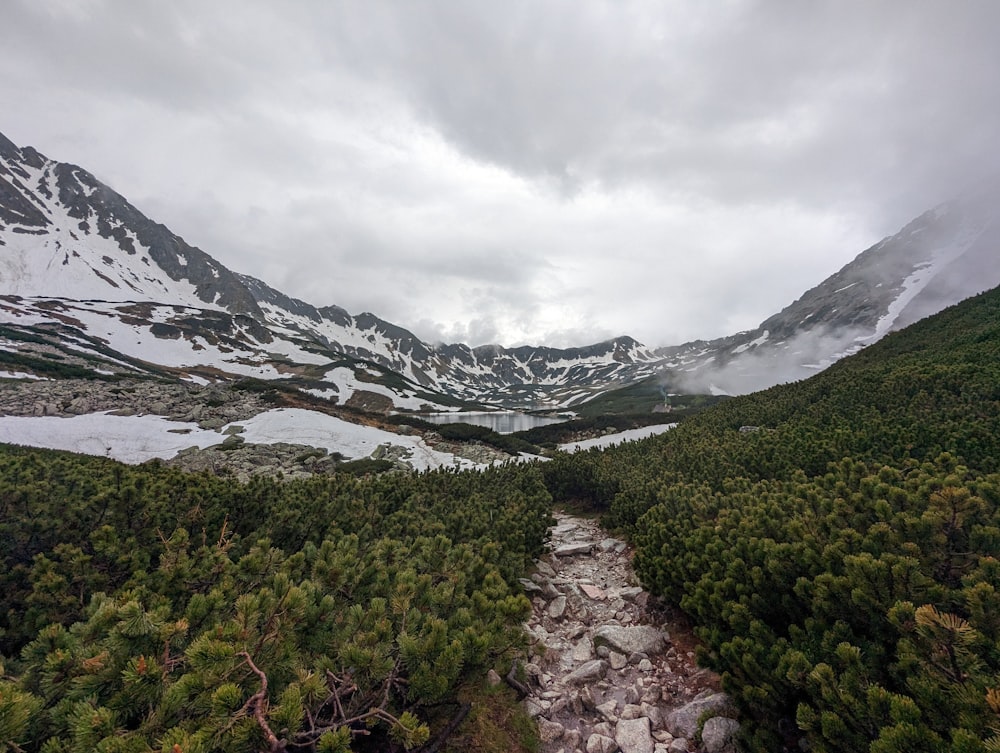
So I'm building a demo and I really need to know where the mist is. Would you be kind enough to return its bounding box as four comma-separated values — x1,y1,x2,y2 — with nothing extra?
662,325,874,396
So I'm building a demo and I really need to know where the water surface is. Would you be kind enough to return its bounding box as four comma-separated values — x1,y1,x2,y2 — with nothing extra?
420,411,568,434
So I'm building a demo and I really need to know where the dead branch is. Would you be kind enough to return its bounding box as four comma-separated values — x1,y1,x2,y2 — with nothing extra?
237,651,285,753
504,661,530,698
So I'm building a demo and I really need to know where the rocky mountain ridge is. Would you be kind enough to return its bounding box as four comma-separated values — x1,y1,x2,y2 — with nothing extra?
1,129,998,410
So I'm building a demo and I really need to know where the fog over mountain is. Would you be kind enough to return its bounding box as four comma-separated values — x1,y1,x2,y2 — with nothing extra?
657,193,1000,395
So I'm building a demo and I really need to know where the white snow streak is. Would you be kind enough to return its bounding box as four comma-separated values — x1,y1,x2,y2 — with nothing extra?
558,423,675,452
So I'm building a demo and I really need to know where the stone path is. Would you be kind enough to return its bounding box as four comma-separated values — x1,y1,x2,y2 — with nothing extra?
517,512,740,753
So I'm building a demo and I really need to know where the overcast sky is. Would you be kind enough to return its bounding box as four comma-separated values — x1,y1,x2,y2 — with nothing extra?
2,1,998,348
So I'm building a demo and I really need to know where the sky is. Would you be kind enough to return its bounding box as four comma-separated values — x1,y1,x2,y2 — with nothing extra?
2,1,998,349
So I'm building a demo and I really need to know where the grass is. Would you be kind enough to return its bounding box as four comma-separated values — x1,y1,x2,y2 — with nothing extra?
441,682,539,753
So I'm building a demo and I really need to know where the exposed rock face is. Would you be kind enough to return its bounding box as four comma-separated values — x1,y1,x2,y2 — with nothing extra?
701,717,741,753
522,513,739,753
344,389,393,414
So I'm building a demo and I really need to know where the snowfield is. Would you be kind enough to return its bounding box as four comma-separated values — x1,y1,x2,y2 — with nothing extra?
0,404,672,470
0,413,222,463
0,408,483,470
229,408,481,470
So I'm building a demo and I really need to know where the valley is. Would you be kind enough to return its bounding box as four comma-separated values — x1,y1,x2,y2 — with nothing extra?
1,127,999,753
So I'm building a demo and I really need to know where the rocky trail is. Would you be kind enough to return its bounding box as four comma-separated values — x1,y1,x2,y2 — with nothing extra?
515,512,740,753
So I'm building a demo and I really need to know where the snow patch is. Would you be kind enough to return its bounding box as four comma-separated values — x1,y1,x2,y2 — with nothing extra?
559,423,675,452
732,330,770,354
863,219,987,342
227,408,481,470
0,370,49,380
0,413,222,463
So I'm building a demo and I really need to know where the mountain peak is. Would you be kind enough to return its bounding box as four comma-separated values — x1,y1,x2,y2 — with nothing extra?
0,131,262,317
0,131,20,157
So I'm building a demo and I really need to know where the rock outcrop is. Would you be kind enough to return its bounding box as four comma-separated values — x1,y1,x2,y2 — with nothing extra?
0,377,269,426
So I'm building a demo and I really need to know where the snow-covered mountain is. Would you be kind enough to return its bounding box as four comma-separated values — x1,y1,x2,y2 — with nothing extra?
1,129,997,409
654,194,1000,395
0,131,665,409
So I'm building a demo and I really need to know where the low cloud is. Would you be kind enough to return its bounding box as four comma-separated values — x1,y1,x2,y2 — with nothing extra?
665,325,873,396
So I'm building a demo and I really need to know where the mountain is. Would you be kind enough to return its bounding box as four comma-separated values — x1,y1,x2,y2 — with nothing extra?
0,131,664,409
648,192,1000,396
1,129,998,412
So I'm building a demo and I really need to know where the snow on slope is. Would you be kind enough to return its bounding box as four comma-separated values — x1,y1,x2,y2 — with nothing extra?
558,423,676,452
309,366,443,411
0,298,288,379
258,302,407,371
864,212,990,342
233,408,480,470
0,158,218,308
0,408,482,469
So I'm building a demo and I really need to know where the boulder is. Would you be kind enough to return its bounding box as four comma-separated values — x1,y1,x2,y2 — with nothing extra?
519,578,543,594
551,521,579,536
615,716,654,753
593,625,669,656
581,583,607,600
572,636,594,662
535,560,557,578
701,717,740,753
563,728,584,750
554,542,594,557
579,684,599,712
620,703,643,720
548,595,568,619
564,659,608,685
640,702,663,729
597,700,619,722
538,718,565,743
664,693,734,739
587,733,620,753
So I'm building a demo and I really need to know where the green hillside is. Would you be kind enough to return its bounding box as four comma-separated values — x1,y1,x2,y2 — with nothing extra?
4,285,1000,752
542,286,1000,752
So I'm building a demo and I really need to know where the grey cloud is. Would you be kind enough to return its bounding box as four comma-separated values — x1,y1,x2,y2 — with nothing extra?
310,1,1000,217
2,1,997,348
